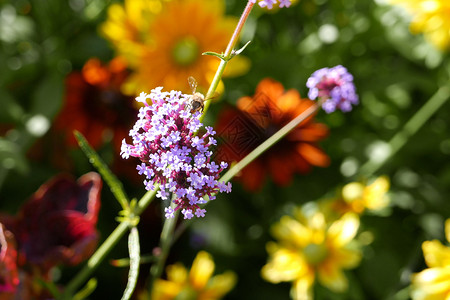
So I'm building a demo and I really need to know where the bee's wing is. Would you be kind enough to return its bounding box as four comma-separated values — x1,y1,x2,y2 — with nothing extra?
188,76,198,94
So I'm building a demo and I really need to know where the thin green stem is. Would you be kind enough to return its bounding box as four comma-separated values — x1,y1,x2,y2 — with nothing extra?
220,103,320,183
201,1,255,121
62,188,158,299
62,222,129,299
148,201,179,291
358,84,450,177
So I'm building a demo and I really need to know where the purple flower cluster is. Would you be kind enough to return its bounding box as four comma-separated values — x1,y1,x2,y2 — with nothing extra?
250,0,291,9
306,65,359,113
121,88,231,219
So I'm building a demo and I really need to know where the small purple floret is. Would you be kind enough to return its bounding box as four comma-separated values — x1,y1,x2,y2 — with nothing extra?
249,0,291,9
306,65,359,113
121,87,231,219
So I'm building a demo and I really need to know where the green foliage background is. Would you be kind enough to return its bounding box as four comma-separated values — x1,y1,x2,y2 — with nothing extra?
1,0,450,299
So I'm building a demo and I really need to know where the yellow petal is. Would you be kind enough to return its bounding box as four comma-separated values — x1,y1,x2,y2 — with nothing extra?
166,262,188,284
271,216,312,248
151,279,183,299
423,240,450,268
412,267,450,297
327,213,360,247
201,271,237,299
342,182,364,203
331,247,362,269
292,275,315,300
317,263,349,293
363,176,390,210
261,247,309,283
189,251,215,290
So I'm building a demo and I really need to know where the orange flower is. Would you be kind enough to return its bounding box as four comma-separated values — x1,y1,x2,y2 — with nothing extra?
215,78,330,191
54,57,136,151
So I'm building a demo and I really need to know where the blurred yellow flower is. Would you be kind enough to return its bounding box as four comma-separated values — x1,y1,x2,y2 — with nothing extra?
150,251,237,300
411,219,450,300
261,209,361,300
322,176,390,216
101,0,249,95
100,0,169,66
390,0,450,50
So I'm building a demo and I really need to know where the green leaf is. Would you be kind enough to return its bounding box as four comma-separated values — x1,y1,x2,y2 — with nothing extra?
121,227,140,300
232,40,252,57
74,131,129,210
73,278,98,300
202,51,227,61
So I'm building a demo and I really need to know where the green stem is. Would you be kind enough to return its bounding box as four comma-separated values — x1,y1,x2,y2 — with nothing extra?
220,103,320,183
200,1,255,121
62,222,129,298
148,201,179,291
62,188,158,299
358,84,450,177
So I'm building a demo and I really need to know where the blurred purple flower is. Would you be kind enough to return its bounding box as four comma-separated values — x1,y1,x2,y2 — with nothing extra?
121,89,231,219
307,65,359,113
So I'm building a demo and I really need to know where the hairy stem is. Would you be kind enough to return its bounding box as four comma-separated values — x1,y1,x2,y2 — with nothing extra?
200,1,255,121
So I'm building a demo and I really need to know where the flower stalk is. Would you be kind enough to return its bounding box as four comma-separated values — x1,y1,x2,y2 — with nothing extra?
201,1,255,120
148,201,179,292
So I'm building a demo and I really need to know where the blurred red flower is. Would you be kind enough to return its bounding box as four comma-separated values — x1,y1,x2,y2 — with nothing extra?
0,172,102,298
215,78,330,191
0,224,19,295
54,57,137,151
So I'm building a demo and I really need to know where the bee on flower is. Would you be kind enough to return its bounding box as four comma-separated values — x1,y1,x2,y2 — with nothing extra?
185,76,206,114
120,87,231,219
